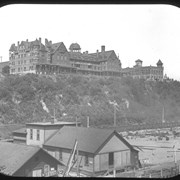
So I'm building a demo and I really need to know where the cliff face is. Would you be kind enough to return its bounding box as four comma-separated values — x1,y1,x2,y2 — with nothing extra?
0,74,180,126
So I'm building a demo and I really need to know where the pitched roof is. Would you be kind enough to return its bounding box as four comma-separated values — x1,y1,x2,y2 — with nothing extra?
157,59,163,65
51,42,63,51
44,126,136,154
0,142,40,175
89,50,114,61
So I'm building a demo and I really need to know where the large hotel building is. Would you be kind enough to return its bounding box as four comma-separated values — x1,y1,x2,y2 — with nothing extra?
8,38,164,80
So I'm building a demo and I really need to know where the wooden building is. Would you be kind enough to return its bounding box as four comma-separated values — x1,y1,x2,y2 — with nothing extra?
12,127,26,144
0,141,65,177
25,121,81,147
9,38,121,77
43,126,140,176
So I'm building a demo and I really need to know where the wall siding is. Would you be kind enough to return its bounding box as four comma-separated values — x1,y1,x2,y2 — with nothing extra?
99,135,129,154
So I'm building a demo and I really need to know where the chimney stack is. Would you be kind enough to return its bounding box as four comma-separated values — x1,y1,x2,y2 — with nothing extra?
39,37,41,43
17,41,19,46
96,50,99,58
50,41,52,45
26,39,28,42
86,51,88,54
101,45,105,52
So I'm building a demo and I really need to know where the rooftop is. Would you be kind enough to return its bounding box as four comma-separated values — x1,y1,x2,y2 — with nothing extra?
26,121,81,126
0,142,40,175
44,126,135,154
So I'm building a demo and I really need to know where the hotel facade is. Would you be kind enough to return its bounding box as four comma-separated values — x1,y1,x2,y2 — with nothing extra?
9,38,164,80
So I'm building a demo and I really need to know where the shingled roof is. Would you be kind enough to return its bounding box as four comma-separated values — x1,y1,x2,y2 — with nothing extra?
0,142,40,175
44,126,136,154
0,142,64,176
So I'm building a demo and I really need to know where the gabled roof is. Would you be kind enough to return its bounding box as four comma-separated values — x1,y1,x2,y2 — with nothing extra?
90,50,115,61
44,126,136,154
0,142,64,175
0,142,40,175
157,59,163,65
51,42,63,51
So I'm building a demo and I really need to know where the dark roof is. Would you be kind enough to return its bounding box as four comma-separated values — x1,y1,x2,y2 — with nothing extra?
51,42,63,51
0,142,65,175
44,126,136,154
90,50,114,61
157,59,163,65
69,50,115,63
0,142,40,175
69,43,81,50
135,59,143,62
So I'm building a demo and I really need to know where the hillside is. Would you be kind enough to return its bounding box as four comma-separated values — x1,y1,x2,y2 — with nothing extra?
0,73,180,127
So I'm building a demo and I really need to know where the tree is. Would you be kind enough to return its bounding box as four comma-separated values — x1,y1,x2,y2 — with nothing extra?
2,65,10,75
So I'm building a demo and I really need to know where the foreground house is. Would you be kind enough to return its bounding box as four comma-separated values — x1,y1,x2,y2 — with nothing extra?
0,142,65,177
43,126,140,176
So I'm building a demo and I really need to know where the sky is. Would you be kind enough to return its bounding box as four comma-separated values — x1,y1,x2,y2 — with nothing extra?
0,4,180,80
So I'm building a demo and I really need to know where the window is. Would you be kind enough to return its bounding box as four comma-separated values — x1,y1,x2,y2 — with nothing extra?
37,129,40,140
59,150,63,161
24,60,26,64
64,56,67,60
30,129,33,139
24,67,26,71
109,152,114,166
18,68,20,72
85,154,89,166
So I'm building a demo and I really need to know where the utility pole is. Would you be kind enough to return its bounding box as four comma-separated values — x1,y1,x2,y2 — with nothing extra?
87,116,89,128
162,106,165,123
113,104,116,127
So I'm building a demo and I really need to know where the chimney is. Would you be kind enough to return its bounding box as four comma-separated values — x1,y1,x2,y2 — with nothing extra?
17,41,19,46
96,50,99,58
86,51,88,54
101,45,105,52
50,41,52,45
26,39,28,42
39,37,41,43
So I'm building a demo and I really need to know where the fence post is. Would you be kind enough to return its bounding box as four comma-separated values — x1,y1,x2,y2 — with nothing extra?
161,169,163,177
